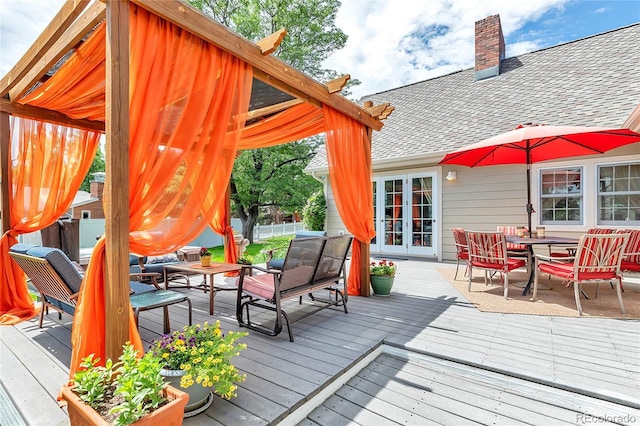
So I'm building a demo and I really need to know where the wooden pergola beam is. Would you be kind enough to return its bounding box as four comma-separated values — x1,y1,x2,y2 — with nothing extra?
130,0,384,131
0,0,91,98
256,28,287,56
0,112,9,234
327,75,350,94
246,99,304,121
0,99,105,132
9,1,107,101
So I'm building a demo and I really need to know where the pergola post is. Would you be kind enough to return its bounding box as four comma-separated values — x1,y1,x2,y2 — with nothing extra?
104,0,130,361
360,125,373,296
0,111,10,234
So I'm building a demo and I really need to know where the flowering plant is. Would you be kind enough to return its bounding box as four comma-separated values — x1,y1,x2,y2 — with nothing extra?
369,259,397,277
199,247,210,258
149,321,248,399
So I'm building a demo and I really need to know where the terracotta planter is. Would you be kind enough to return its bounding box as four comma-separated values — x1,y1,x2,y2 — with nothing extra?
200,256,211,267
370,275,394,296
61,384,188,426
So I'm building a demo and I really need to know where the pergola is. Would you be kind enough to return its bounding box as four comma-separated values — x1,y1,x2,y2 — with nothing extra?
0,0,393,372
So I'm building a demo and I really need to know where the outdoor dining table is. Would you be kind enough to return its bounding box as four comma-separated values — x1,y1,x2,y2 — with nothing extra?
505,235,579,296
163,262,242,315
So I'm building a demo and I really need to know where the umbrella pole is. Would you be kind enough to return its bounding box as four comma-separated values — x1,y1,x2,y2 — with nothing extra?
526,152,533,237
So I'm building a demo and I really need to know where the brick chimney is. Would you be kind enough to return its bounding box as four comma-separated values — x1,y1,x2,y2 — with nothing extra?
475,14,505,81
89,172,105,199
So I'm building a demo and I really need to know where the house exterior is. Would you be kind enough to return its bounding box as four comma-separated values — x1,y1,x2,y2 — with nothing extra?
306,15,640,262
67,172,106,220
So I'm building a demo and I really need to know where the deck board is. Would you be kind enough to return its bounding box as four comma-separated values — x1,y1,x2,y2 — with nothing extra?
1,259,638,425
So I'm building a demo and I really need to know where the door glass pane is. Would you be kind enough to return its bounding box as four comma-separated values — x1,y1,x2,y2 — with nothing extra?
384,179,403,246
411,177,432,247
372,181,377,245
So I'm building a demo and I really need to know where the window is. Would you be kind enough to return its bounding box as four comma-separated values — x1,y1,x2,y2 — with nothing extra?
81,211,91,219
597,163,640,225
539,167,583,224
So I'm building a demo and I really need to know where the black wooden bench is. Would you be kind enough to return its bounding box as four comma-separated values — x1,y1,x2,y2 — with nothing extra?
236,235,353,341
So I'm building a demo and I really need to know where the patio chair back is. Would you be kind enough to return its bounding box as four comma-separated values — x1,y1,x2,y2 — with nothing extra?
465,231,526,299
280,237,326,292
450,227,469,280
534,233,629,316
586,228,616,234
618,229,640,272
497,226,527,252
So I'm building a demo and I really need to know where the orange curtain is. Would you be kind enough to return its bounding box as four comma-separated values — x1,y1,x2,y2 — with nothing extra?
323,106,375,295
22,6,252,375
238,103,324,149
208,191,239,270
18,24,106,120
0,118,100,324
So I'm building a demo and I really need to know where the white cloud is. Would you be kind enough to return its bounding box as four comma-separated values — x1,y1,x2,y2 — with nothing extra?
0,0,66,76
324,0,571,99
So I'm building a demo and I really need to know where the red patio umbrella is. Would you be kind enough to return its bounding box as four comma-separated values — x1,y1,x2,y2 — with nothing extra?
439,124,640,235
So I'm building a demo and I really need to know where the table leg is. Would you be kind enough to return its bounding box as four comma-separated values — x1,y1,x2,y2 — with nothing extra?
209,274,214,315
522,246,534,296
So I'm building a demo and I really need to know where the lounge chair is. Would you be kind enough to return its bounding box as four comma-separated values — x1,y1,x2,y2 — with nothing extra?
9,245,192,332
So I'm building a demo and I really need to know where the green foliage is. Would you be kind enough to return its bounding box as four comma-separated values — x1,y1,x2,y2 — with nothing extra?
230,142,322,238
187,0,353,86
149,321,248,399
72,343,167,426
187,0,352,238
369,259,397,277
302,189,326,231
237,254,254,265
79,147,105,192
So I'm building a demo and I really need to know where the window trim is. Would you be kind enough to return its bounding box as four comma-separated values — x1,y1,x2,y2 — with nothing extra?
538,166,584,226
596,161,640,226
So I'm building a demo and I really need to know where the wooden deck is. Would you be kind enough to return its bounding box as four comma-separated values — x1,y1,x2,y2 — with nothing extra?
1,259,639,425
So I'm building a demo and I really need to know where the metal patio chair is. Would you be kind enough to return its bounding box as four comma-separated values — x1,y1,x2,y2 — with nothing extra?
533,233,629,316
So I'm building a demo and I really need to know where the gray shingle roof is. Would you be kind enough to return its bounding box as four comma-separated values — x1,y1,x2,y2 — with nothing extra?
307,23,640,170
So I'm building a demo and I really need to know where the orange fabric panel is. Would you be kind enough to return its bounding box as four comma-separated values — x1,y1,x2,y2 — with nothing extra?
64,5,251,376
323,106,375,296
238,103,324,149
209,196,239,272
18,24,107,121
0,118,100,324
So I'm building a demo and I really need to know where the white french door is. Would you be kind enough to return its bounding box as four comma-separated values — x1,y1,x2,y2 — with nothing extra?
371,173,438,256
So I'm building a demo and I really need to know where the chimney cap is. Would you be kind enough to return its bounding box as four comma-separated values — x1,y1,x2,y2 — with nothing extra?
91,172,106,183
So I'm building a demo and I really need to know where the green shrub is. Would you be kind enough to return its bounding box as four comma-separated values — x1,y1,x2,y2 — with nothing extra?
302,190,326,231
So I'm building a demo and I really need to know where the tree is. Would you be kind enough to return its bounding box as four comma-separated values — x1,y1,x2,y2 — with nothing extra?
188,0,356,240
79,147,105,192
302,189,326,231
231,138,322,242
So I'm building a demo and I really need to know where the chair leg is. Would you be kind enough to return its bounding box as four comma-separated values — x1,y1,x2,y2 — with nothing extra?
503,272,509,299
39,305,46,328
454,259,460,280
468,266,473,292
573,282,583,316
595,282,600,299
532,269,539,301
186,298,193,326
163,306,170,334
615,278,626,315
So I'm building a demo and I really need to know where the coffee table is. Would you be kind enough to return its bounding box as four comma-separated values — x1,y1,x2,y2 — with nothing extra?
163,262,242,315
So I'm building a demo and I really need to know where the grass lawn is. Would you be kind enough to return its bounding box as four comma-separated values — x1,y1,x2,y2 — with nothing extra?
208,235,292,263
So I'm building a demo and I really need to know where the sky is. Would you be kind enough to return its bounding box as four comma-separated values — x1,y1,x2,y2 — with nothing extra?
1,0,639,101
